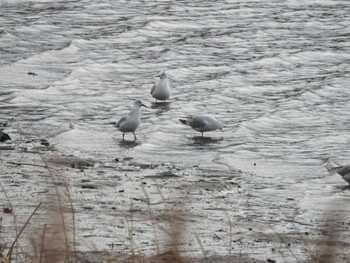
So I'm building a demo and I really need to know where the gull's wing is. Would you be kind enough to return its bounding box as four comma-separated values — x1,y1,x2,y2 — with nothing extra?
190,117,206,130
150,83,156,95
116,116,126,128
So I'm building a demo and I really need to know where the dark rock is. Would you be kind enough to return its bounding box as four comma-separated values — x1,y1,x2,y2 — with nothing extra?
0,130,11,142
40,139,50,146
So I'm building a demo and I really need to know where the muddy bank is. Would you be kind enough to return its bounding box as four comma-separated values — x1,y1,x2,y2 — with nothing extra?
0,134,349,263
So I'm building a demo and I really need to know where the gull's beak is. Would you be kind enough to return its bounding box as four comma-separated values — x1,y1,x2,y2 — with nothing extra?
155,74,161,78
142,103,147,108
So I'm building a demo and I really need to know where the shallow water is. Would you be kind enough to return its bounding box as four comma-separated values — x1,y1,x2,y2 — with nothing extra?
1,0,350,261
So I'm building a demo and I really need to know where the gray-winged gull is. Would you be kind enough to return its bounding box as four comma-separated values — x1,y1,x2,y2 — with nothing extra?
116,99,147,141
179,114,223,136
150,71,170,102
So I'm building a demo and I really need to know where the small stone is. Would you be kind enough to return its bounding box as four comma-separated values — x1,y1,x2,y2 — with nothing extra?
28,71,37,76
3,208,12,214
40,139,50,146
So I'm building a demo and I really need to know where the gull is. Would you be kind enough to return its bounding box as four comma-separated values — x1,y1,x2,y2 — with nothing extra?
0,130,11,142
179,114,223,136
150,71,170,102
116,99,147,141
335,164,350,186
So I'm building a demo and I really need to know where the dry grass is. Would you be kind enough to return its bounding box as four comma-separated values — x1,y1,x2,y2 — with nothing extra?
0,151,76,263
125,184,188,263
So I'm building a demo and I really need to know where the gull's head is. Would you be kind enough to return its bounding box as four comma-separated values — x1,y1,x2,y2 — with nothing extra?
156,71,167,79
134,99,147,108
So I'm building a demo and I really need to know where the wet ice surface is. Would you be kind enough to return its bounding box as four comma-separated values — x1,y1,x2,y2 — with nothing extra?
1,0,350,262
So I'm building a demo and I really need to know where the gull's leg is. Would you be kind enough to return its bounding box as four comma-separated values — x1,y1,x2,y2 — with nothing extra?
122,133,125,141
133,132,137,141
201,132,204,137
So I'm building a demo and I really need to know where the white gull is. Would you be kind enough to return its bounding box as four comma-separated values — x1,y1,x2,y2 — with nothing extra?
179,114,223,136
150,71,170,102
116,99,147,141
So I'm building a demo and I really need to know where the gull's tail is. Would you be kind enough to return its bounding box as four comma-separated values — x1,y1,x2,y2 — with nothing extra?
179,119,189,126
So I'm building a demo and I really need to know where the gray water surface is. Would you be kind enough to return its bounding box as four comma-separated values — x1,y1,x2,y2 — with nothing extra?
1,0,350,261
